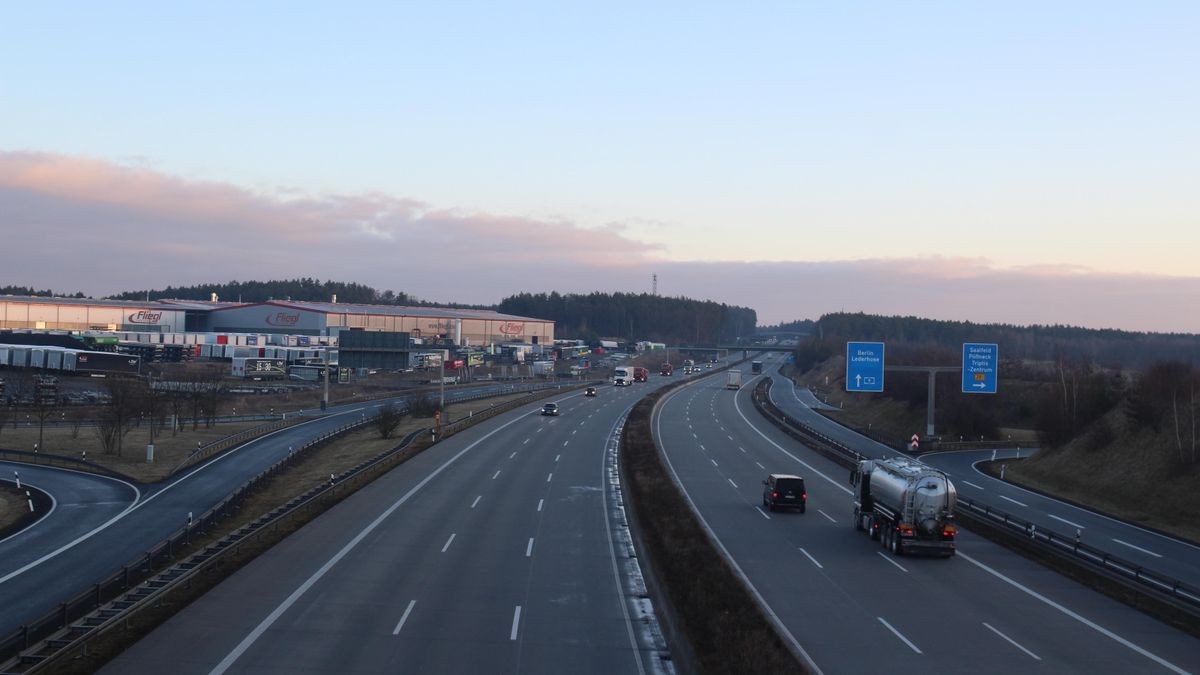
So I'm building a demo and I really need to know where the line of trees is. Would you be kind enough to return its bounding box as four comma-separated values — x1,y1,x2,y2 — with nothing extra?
498,291,757,344
797,312,1200,370
108,278,490,309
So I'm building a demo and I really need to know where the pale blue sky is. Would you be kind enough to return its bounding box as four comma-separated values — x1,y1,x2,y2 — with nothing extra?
1,3,1198,327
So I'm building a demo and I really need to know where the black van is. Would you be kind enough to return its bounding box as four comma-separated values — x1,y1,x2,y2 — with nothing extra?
762,474,806,512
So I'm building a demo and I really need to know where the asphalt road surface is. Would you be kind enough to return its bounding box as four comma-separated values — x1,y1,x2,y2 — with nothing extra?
103,380,671,675
653,356,1199,674
765,364,1200,593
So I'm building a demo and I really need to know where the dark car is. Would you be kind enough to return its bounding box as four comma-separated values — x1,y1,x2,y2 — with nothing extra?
584,387,597,397
762,474,806,512
541,403,560,416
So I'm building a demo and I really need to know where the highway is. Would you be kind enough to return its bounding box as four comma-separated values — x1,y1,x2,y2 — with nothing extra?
0,384,543,637
653,356,1199,674
102,381,670,674
765,367,1200,591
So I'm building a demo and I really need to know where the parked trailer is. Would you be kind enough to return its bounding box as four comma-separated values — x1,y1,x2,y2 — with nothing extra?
851,457,957,557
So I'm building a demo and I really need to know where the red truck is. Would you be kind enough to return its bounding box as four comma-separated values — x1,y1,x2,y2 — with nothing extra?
660,362,674,376
633,367,649,382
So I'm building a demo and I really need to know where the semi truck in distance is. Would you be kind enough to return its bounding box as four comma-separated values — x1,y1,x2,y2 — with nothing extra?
682,359,695,373
851,457,957,557
660,362,674,376
633,367,649,382
751,360,763,374
726,370,742,389
613,366,633,386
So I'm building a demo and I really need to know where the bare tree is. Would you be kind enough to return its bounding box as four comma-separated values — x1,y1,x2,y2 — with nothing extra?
95,376,144,456
374,401,406,439
0,404,10,438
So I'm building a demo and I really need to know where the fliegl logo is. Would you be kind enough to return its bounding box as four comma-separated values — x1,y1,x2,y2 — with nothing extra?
128,310,163,324
266,312,301,327
498,322,524,335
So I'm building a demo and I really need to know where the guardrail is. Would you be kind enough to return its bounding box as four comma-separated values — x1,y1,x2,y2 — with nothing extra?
170,417,303,475
0,379,594,671
751,377,1200,617
0,448,139,483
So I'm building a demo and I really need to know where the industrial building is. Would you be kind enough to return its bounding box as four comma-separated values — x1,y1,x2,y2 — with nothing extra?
0,296,554,347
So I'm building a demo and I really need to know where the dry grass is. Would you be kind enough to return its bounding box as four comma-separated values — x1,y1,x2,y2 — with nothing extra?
0,485,28,534
622,391,808,674
994,410,1200,544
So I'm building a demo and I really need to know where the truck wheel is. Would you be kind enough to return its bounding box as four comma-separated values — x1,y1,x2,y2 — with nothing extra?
869,517,881,541
894,538,904,556
854,509,863,531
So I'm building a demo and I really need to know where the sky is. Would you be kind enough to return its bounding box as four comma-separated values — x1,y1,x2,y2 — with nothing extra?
1,3,1197,331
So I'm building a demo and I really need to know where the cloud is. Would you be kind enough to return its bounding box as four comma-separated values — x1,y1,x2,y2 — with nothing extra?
1,150,1197,334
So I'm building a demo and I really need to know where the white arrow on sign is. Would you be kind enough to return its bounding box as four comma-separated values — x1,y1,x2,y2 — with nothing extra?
855,374,862,387
972,382,987,389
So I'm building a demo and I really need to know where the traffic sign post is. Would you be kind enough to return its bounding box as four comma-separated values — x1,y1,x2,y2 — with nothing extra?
846,342,885,392
962,343,998,394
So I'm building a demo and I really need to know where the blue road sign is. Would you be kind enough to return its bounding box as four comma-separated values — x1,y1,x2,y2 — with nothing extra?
846,342,885,392
962,343,998,394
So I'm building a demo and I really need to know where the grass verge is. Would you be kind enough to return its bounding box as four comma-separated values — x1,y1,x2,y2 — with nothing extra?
621,388,808,674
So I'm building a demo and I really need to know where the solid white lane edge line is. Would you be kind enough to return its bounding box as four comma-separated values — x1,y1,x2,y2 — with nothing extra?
728,478,738,489
1112,538,1162,558
546,473,553,482
817,509,836,524
958,551,1185,674
392,600,416,635
877,552,908,573
755,506,771,520
1000,494,1028,508
537,499,543,512
799,547,824,569
755,462,765,470
492,470,501,480
711,459,718,467
207,409,536,675
510,606,522,640
982,622,1042,660
878,617,922,654
555,454,560,462
471,495,481,509
526,538,534,557
963,480,984,490
441,533,456,553
509,452,517,459
1047,513,1085,530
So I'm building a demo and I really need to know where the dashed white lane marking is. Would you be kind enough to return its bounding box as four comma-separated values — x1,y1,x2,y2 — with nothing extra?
526,538,535,557
471,495,481,509
562,441,569,447
710,459,718,467
554,454,560,462
537,499,543,512
509,452,517,459
728,478,738,489
1048,513,1085,530
392,600,417,635
755,506,771,520
441,533,456,553
877,552,908,572
739,447,746,453
799,547,823,569
755,462,765,470
1000,495,1028,508
958,551,1186,674
727,435,734,441
983,622,1042,660
962,480,984,490
523,438,530,445
492,470,501,480
510,606,522,640
1112,538,1162,558
817,509,836,523
699,444,706,451
546,473,553,482
878,617,922,654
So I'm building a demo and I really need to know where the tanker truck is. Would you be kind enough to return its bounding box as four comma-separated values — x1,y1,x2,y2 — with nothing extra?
850,457,957,557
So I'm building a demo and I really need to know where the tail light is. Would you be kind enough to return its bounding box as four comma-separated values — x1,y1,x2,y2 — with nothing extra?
772,492,779,499
943,524,957,537
899,524,914,535
802,492,807,500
